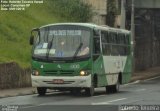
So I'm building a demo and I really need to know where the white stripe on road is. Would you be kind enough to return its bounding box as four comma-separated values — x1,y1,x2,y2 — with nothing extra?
92,98,127,105
123,80,140,86
123,75,160,87
143,76,160,81
134,89,146,92
93,95,106,98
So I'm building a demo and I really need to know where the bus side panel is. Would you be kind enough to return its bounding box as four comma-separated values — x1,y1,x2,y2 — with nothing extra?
93,55,107,87
122,55,132,84
122,35,133,84
103,56,124,86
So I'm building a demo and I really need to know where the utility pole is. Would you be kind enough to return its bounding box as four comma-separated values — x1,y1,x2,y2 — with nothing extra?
121,0,126,29
131,0,135,73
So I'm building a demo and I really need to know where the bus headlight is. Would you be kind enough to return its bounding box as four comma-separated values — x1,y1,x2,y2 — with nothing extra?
32,70,40,76
80,70,89,76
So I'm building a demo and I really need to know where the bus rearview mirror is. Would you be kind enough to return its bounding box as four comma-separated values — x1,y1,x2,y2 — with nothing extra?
30,28,39,45
30,35,34,45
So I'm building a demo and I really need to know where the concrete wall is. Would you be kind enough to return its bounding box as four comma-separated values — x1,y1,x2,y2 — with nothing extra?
125,8,160,71
83,0,107,25
115,15,121,27
127,0,160,8
0,62,31,89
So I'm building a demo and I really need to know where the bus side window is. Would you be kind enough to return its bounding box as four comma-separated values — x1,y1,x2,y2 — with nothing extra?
93,29,100,54
101,32,106,42
112,32,116,44
94,37,100,54
101,31,111,55
120,33,125,44
112,33,119,56
125,34,129,45
116,33,119,44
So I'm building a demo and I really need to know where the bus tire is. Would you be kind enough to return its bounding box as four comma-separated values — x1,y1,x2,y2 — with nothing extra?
112,79,120,93
85,81,94,96
85,87,94,97
105,78,120,94
105,85,112,94
37,87,47,96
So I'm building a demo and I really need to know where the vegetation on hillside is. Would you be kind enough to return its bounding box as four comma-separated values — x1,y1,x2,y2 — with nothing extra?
48,0,93,22
0,0,93,68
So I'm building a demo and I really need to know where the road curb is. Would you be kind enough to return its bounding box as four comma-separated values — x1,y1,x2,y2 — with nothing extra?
130,73,160,83
0,88,36,98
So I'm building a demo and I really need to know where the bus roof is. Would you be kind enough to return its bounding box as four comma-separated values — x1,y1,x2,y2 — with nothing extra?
97,25,130,34
39,23,130,34
40,23,97,29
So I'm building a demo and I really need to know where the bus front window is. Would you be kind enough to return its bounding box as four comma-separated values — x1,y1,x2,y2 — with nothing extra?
33,26,91,60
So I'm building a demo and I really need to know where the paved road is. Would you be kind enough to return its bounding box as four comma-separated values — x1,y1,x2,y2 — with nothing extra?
0,77,160,111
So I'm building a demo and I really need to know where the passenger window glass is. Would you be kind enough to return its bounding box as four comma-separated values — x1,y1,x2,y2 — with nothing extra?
102,44,111,55
125,34,129,45
94,38,100,54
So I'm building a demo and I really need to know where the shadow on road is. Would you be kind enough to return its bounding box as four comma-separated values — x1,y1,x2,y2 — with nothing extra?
34,89,129,98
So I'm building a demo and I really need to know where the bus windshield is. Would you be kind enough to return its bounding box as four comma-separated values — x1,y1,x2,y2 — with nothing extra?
33,25,91,60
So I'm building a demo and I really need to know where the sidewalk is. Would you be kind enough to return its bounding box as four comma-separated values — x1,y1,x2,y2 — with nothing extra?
0,66,160,98
131,66,160,82
0,87,36,98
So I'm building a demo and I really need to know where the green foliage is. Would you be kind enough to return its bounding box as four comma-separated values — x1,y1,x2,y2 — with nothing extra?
48,0,93,22
106,0,118,27
0,0,93,68
0,6,58,68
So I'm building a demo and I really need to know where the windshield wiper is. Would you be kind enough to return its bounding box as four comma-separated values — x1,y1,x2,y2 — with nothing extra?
73,43,83,59
46,35,54,59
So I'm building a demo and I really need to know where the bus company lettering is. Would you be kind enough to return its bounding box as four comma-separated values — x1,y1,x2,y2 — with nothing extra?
70,64,80,69
49,30,82,36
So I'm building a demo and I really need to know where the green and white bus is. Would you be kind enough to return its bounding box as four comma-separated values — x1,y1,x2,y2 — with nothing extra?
30,23,133,96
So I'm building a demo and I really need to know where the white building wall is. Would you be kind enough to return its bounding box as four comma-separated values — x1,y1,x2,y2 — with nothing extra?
83,0,107,25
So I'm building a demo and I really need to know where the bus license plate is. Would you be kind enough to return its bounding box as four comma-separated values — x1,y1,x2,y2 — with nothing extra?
53,79,64,84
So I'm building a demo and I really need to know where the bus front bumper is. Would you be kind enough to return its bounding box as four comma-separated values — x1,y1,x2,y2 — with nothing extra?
31,75,91,88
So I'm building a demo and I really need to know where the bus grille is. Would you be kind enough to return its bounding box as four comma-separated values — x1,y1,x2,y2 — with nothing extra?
44,70,75,76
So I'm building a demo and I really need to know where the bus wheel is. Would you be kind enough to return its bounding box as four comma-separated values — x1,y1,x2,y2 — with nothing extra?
106,78,120,94
37,87,47,96
105,85,112,94
85,82,94,96
112,79,120,93
85,87,94,97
